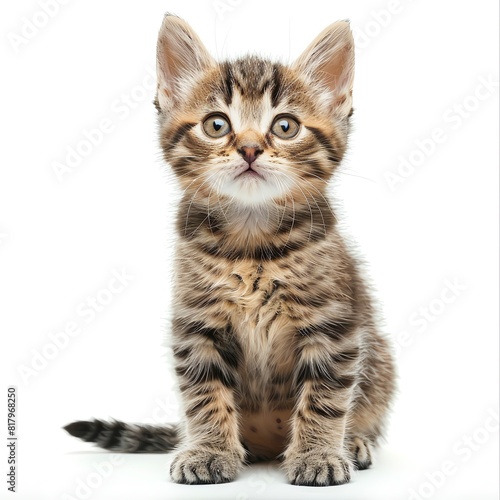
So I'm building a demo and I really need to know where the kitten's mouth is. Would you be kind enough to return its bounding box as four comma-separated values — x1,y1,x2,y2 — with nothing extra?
237,165,264,179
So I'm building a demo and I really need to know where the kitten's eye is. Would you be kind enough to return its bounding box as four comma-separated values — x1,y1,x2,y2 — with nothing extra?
271,116,300,139
202,114,231,138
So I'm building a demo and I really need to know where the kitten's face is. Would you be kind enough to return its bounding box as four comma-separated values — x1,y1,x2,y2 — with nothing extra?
156,17,354,208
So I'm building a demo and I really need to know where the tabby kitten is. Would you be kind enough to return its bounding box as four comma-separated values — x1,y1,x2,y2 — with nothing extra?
65,14,396,487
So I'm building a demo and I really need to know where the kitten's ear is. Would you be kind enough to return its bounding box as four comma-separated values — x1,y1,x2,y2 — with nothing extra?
293,21,354,118
156,15,215,111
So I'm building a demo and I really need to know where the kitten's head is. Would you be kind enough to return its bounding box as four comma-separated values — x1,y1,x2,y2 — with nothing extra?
156,15,354,208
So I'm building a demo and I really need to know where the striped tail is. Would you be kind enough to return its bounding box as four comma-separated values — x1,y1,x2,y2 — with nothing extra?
63,419,180,453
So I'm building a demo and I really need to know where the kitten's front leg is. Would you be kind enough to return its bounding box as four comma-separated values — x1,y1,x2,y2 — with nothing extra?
283,322,359,486
169,319,245,484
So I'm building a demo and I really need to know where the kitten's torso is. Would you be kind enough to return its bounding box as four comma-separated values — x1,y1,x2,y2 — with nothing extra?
172,201,388,461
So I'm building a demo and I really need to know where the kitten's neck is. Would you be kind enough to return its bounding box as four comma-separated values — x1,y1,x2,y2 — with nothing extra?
177,196,336,260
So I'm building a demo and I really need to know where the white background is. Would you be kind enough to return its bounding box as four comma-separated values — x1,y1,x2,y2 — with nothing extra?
1,1,498,499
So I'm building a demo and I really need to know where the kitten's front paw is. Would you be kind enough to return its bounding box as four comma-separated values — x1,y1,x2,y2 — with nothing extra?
170,448,243,484
284,449,352,486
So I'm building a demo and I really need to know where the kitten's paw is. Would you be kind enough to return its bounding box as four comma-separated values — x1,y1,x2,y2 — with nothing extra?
349,436,373,470
170,448,243,484
283,449,352,486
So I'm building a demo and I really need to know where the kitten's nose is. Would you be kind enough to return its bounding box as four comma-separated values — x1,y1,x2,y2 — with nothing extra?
237,145,263,165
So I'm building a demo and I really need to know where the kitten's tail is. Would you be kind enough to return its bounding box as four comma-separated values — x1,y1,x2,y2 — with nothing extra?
63,419,180,453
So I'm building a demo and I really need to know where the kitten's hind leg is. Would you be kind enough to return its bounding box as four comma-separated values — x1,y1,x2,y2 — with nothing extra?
348,329,396,470
348,435,373,470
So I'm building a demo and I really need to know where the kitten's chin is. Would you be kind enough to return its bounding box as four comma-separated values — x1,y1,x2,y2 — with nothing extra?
217,173,290,206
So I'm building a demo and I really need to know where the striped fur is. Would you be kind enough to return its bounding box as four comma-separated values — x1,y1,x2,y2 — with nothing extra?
64,420,179,452
65,15,396,487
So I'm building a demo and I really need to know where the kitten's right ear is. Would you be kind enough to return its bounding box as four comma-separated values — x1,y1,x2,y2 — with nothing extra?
293,21,354,119
156,15,214,112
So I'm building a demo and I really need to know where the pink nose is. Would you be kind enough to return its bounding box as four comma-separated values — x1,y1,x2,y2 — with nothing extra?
238,146,263,165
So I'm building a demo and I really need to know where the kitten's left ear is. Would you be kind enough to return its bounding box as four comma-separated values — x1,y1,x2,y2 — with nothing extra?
156,15,215,112
293,21,354,118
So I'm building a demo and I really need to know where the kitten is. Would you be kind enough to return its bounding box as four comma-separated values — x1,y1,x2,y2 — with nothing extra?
64,14,396,486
